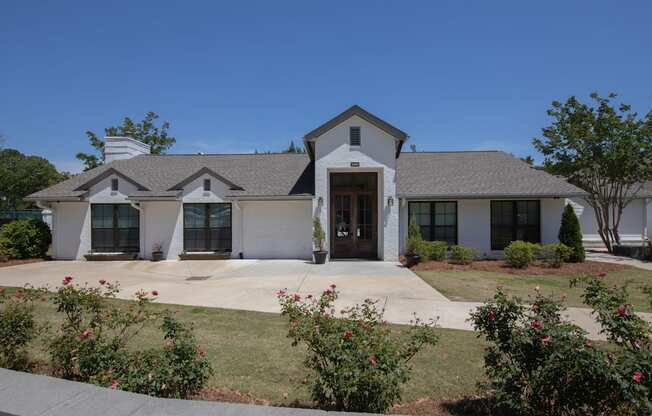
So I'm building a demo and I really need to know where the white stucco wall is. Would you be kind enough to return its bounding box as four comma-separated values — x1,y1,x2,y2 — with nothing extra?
570,197,647,243
399,198,566,257
240,200,312,259
312,115,399,261
140,201,183,260
51,202,90,260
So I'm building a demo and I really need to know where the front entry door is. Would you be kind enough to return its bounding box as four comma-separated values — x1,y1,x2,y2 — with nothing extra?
330,176,377,258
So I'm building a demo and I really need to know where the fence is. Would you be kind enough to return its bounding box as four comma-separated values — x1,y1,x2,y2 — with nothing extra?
0,209,49,227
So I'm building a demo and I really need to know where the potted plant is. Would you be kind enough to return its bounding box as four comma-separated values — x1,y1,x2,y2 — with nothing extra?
151,243,164,262
404,216,423,268
312,216,328,264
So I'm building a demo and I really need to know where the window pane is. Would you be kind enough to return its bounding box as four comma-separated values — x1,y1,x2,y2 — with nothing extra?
117,205,139,228
491,201,540,249
208,204,230,228
91,204,139,252
184,204,205,228
92,205,113,228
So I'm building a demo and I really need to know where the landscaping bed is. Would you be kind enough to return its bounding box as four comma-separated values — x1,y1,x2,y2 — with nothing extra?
1,286,487,415
413,260,652,311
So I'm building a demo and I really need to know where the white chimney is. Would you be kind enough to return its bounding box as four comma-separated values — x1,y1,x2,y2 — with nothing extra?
104,137,150,163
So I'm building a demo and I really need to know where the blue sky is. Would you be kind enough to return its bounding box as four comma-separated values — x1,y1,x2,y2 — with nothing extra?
1,1,650,173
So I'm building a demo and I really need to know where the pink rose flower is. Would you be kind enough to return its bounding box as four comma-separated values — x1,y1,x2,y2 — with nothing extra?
542,335,552,346
110,379,120,390
276,289,287,298
487,311,496,321
344,330,353,339
617,305,627,318
79,329,91,340
369,356,377,366
330,284,336,289
151,290,159,296
99,279,106,285
293,293,301,301
632,371,642,384
531,320,542,330
63,276,73,285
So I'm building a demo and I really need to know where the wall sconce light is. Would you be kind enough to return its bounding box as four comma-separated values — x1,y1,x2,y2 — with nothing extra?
318,196,323,207
388,196,394,207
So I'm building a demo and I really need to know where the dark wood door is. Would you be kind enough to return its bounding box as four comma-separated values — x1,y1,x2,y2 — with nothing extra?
331,190,377,258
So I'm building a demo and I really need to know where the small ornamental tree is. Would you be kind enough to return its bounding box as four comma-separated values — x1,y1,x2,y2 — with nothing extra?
405,216,423,257
558,204,585,262
470,275,651,416
278,286,438,413
312,216,326,252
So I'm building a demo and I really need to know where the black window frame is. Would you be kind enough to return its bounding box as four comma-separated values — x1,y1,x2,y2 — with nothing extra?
349,126,361,146
203,179,211,192
490,200,541,250
407,201,458,245
111,178,119,191
183,203,232,252
91,203,140,253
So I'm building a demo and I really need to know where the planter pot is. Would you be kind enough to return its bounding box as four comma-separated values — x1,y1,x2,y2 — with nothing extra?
313,251,328,264
84,253,138,261
405,255,421,268
151,251,164,262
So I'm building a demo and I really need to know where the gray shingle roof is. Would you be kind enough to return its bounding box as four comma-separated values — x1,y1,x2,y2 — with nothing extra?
26,153,314,200
27,150,586,201
396,151,585,198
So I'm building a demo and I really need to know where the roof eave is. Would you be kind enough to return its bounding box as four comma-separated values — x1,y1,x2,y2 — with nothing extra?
398,192,588,199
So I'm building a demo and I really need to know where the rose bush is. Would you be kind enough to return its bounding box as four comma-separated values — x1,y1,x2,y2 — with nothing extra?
0,286,46,370
278,285,438,413
470,275,651,415
47,278,211,398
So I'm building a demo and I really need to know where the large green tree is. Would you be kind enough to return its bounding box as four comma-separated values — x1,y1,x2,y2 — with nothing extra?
76,112,175,171
533,92,652,252
0,149,67,210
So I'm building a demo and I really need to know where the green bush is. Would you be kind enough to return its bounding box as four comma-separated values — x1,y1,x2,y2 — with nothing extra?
558,204,585,262
424,241,448,261
449,245,478,265
470,277,652,415
504,241,538,268
278,286,438,413
538,243,572,268
0,287,45,370
0,219,51,259
405,216,423,257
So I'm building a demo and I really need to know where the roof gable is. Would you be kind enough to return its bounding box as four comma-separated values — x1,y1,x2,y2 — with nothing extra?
303,105,408,159
168,167,243,191
73,167,149,192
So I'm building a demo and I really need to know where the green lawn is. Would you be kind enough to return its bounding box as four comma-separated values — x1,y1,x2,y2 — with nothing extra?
4,287,486,407
415,267,652,312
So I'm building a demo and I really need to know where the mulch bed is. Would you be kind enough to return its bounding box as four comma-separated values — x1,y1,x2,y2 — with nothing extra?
411,260,631,276
0,258,45,268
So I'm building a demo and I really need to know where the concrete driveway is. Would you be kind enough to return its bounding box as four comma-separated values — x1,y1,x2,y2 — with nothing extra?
0,259,451,323
2,259,644,339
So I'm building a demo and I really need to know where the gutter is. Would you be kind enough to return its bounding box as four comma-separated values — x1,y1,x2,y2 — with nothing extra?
224,195,314,201
397,193,588,200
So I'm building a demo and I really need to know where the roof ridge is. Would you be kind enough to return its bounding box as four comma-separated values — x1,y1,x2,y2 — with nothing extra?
139,152,309,156
403,150,502,154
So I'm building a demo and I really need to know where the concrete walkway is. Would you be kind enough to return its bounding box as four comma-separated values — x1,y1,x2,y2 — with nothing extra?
587,250,652,271
0,259,649,340
0,368,367,416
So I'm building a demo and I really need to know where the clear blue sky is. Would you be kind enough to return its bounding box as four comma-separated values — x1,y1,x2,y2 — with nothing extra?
1,1,650,173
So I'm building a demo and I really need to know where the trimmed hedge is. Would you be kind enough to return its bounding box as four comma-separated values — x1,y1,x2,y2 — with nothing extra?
0,219,51,259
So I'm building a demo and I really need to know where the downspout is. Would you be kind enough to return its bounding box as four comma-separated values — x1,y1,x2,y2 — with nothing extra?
644,198,649,241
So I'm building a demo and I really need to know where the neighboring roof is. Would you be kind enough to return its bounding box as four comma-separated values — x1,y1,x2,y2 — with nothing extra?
26,153,314,201
303,105,408,159
397,151,586,198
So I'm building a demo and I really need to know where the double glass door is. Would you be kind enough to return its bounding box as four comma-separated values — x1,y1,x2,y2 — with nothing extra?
331,189,377,258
